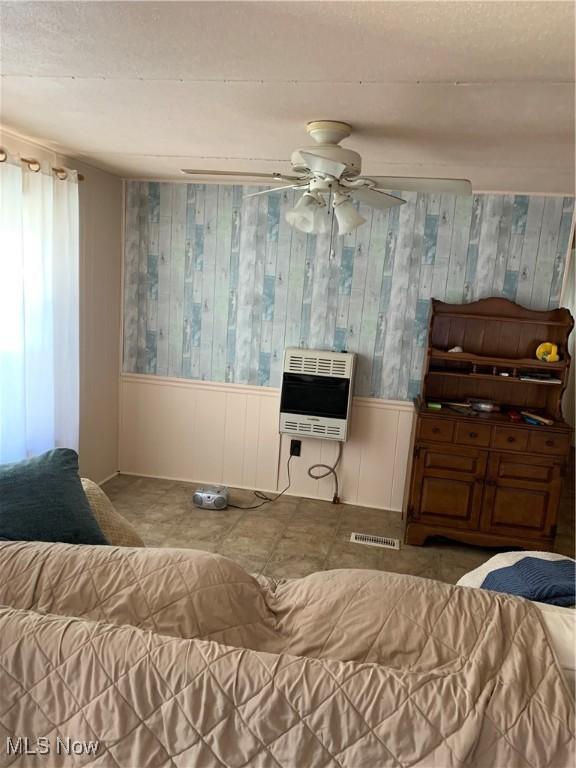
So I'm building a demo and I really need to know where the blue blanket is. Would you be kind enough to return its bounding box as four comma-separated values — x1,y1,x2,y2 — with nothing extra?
481,556,576,607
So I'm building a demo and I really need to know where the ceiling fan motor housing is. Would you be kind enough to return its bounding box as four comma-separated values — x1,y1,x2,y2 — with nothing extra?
291,120,361,177
306,120,352,144
291,146,362,177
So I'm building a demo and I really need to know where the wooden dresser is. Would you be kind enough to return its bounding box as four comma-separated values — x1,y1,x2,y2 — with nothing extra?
405,297,573,550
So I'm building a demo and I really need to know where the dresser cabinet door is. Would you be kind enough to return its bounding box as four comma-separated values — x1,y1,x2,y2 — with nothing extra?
411,446,487,530
480,453,562,539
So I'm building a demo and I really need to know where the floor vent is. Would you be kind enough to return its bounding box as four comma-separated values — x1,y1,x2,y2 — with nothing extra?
350,532,400,550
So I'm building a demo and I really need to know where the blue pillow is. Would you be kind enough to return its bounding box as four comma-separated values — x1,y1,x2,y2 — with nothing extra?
481,556,576,607
0,449,108,545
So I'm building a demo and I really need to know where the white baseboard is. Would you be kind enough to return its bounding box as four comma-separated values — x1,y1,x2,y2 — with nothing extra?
97,471,119,486
118,470,402,512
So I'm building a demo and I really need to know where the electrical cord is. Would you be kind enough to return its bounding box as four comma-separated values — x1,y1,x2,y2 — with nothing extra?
306,441,343,504
228,454,294,510
228,440,343,509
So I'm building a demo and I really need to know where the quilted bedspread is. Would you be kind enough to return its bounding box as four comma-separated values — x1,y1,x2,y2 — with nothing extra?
0,541,573,767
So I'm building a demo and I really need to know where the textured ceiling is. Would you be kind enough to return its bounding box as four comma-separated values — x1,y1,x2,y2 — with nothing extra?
1,0,574,192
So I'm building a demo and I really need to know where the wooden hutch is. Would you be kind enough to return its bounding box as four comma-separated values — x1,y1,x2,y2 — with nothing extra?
405,297,573,550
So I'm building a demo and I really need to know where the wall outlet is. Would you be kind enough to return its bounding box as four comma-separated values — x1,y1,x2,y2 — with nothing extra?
290,439,301,457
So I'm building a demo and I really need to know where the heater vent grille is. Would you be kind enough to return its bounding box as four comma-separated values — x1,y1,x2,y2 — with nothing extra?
350,532,400,550
281,418,345,440
285,351,352,378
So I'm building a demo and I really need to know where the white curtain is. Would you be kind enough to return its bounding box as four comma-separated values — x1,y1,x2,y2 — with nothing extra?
0,158,79,463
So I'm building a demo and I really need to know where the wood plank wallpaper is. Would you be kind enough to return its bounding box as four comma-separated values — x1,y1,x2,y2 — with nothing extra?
123,183,574,401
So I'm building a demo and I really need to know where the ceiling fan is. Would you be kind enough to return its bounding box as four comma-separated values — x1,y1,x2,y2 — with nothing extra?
182,121,472,236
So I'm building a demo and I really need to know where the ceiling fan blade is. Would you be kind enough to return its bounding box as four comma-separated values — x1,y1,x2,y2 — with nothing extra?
181,169,301,182
369,177,472,195
351,187,406,211
299,152,348,180
243,184,308,199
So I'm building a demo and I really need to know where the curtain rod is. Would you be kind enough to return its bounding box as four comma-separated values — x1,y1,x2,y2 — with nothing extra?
0,149,85,181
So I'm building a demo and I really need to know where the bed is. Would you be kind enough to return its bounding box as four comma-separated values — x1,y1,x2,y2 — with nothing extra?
0,540,573,767
457,551,576,691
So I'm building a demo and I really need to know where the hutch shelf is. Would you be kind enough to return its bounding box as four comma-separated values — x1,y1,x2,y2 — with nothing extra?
405,297,573,550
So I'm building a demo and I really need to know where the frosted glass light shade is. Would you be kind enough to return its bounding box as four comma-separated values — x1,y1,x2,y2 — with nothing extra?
285,192,331,235
333,197,366,235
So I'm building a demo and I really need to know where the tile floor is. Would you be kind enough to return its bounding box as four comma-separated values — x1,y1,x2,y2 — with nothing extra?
103,459,575,584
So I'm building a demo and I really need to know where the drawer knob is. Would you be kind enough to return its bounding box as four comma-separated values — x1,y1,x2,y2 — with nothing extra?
507,436,515,443
432,427,440,434
545,439,554,447
469,431,478,438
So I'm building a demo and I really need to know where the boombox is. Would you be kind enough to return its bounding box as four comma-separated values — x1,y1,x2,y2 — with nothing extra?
192,486,229,510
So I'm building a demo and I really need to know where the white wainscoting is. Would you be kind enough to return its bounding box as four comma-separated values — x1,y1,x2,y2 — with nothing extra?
119,374,415,511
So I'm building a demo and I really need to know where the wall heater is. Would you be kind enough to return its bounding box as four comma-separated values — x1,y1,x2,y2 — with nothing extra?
279,348,356,441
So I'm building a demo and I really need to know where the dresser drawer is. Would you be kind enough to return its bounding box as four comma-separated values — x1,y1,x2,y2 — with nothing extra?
419,418,454,443
492,426,528,452
528,430,571,456
454,422,492,447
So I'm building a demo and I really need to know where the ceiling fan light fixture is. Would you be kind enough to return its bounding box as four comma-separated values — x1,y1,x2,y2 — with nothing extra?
333,192,366,235
285,191,331,235
312,207,332,235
